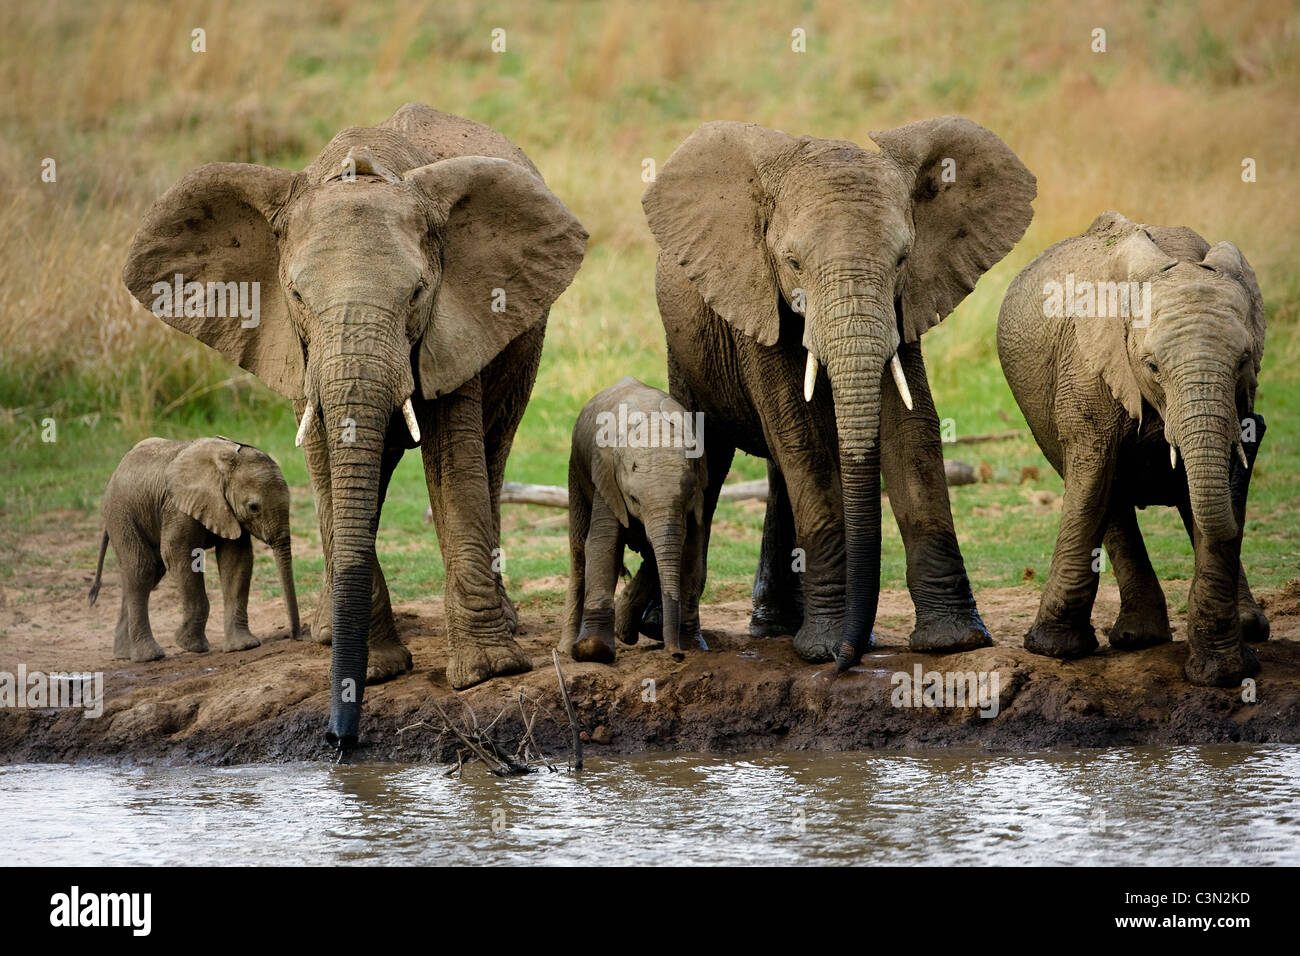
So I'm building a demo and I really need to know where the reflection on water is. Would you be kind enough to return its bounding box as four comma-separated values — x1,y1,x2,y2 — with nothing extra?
3,746,1298,865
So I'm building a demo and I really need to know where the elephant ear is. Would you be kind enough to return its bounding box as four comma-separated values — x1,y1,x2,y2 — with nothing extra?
1202,242,1266,373
122,163,304,399
590,445,630,528
405,157,588,399
1073,220,1177,421
166,439,242,539
872,116,1037,342
642,122,798,346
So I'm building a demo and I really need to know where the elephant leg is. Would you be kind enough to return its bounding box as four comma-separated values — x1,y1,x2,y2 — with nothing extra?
1177,500,1269,646
162,529,210,655
560,459,591,656
1024,442,1111,659
215,535,260,652
681,514,708,650
573,494,624,663
112,591,131,660
879,340,990,653
115,538,164,662
1103,504,1172,650
749,460,805,638
364,440,413,684
616,552,659,646
421,379,531,690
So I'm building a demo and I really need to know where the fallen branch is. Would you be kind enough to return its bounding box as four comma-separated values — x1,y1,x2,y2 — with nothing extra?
948,429,1026,445
552,649,583,771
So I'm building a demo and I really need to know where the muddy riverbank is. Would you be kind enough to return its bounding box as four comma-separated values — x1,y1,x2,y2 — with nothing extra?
3,577,1299,765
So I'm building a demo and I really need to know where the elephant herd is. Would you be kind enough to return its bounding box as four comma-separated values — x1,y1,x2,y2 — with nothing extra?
99,103,1267,749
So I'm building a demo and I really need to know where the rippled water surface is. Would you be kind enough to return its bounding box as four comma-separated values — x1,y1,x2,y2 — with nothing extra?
3,746,1299,865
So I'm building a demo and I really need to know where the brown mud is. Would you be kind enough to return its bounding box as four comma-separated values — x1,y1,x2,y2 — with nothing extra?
3,542,1299,764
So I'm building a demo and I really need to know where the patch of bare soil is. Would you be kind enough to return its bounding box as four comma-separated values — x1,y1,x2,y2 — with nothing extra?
2,527,1298,765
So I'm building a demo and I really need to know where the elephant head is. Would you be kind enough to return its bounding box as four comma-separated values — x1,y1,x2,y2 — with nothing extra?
643,116,1035,663
123,124,587,746
1074,212,1266,542
166,437,300,640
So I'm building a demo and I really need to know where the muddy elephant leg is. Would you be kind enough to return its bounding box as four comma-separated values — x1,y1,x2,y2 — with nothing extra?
115,537,165,662
1178,503,1269,647
1024,442,1113,659
560,458,591,656
421,380,531,689
573,494,624,663
615,552,658,646
1103,504,1172,650
750,460,805,638
681,514,708,650
215,535,261,652
113,592,131,660
162,528,210,655
879,340,990,653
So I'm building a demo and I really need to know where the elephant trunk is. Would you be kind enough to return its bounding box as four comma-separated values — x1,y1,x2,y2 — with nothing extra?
313,304,411,749
1170,364,1238,543
272,539,301,641
647,512,685,659
819,285,893,671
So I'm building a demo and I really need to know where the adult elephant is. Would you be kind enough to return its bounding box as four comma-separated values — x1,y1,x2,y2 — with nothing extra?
123,104,587,748
635,117,1035,669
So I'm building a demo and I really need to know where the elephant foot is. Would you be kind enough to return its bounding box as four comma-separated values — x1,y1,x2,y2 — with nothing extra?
574,608,616,662
313,618,332,646
130,638,166,663
366,638,413,685
749,602,803,639
223,629,262,653
1185,640,1259,687
909,609,992,653
638,600,662,642
1108,604,1172,651
573,636,616,664
1239,602,1270,644
795,617,874,664
501,590,519,636
1024,618,1098,660
447,635,532,690
174,628,209,654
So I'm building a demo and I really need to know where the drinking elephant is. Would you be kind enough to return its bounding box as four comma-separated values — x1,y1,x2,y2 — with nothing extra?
89,437,301,662
636,116,1036,669
559,377,708,664
122,104,588,747
998,212,1268,685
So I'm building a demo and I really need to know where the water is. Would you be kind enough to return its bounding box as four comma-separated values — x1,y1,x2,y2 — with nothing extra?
3,746,1298,865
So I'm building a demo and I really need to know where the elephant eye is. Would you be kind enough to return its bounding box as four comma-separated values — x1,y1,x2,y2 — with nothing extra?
289,288,304,307
784,253,801,272
248,502,261,514
410,283,426,307
897,251,909,267
1145,360,1159,375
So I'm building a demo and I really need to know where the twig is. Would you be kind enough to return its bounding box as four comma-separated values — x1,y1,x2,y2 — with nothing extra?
552,649,583,771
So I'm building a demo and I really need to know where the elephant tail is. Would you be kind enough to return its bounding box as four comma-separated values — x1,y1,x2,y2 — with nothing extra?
88,531,108,607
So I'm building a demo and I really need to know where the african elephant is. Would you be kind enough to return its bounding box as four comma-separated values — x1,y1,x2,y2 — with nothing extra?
559,377,708,664
122,104,587,748
88,437,301,662
997,212,1268,686
637,116,1036,670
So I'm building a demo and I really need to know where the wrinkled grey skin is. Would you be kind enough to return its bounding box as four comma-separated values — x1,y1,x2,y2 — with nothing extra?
122,104,587,747
558,378,708,664
997,212,1268,686
639,117,1036,669
89,437,301,662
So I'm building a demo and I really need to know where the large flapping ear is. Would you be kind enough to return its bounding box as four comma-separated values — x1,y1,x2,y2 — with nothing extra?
1202,241,1266,373
590,445,629,528
405,156,588,399
642,122,798,346
1072,215,1177,420
166,438,242,539
872,116,1037,342
122,163,304,399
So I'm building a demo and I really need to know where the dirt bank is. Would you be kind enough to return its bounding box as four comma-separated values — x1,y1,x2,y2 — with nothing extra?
3,563,1299,764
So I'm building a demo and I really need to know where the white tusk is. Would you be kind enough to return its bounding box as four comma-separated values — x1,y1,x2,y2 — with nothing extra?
402,397,421,443
1170,444,1177,469
1237,443,1249,470
804,350,818,402
890,352,913,412
295,402,314,448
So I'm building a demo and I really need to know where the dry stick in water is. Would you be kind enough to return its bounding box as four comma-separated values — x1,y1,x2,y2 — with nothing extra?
552,649,583,771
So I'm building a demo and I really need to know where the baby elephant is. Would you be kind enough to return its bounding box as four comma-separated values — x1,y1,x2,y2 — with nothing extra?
89,437,301,661
998,212,1267,686
560,378,707,663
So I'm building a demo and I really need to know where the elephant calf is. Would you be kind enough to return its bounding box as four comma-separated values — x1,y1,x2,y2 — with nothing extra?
997,212,1267,686
89,437,301,662
560,378,707,663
